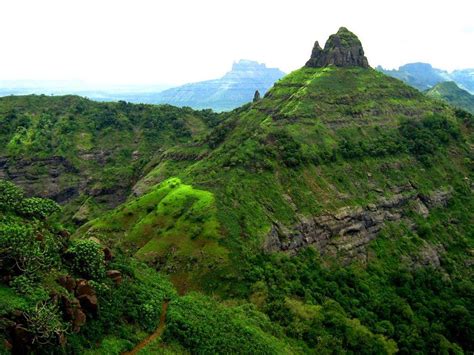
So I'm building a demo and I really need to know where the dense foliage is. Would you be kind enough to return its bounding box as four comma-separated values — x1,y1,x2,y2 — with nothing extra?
0,181,177,353
67,240,106,280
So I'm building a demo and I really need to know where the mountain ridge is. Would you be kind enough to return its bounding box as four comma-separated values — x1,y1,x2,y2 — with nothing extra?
0,27,473,354
377,62,474,93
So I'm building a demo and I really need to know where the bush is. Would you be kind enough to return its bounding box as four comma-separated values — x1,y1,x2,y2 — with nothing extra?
165,293,289,353
0,180,24,212
68,240,105,280
399,115,459,159
0,180,60,219
18,197,61,219
24,301,68,346
269,130,304,167
0,223,60,276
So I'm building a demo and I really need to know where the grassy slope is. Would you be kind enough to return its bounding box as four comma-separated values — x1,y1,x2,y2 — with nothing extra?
75,178,228,291
426,81,474,114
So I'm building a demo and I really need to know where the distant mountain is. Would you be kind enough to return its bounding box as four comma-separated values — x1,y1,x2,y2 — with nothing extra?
149,60,286,111
377,63,474,94
0,81,173,102
426,81,474,114
0,61,285,111
376,63,450,91
450,69,474,93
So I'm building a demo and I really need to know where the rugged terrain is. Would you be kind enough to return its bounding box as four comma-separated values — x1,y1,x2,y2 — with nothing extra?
1,27,473,354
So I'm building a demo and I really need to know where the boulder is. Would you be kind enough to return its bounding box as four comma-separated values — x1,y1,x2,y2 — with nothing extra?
60,296,87,332
103,247,113,261
75,280,98,313
106,270,122,285
57,275,76,293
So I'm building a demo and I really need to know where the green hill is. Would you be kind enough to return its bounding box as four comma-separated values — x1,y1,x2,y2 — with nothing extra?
1,27,474,353
426,81,474,114
76,28,474,352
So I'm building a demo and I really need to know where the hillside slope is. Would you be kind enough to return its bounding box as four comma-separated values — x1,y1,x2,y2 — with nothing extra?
77,28,474,353
426,81,474,114
0,95,220,224
0,27,472,354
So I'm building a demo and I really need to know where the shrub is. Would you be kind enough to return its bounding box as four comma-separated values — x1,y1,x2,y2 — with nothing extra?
68,240,105,280
24,301,68,346
18,197,61,219
0,223,60,275
0,180,24,212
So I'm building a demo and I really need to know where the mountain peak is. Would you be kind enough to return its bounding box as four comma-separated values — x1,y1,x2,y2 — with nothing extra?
305,27,369,68
231,59,267,72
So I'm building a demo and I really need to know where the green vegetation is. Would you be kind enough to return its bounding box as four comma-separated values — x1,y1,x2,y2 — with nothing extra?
426,81,474,114
67,240,106,280
0,95,219,223
76,178,228,290
164,293,293,354
1,59,473,353
0,181,175,353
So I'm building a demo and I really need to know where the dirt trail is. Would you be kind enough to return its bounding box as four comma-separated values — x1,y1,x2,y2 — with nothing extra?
122,301,169,355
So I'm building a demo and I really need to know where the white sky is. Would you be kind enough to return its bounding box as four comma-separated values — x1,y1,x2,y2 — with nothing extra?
0,0,473,85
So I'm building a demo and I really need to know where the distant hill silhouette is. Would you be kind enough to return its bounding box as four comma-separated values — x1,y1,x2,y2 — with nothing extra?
377,63,474,94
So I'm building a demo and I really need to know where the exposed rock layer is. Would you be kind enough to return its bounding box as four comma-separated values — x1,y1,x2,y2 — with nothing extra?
264,187,452,263
0,155,129,219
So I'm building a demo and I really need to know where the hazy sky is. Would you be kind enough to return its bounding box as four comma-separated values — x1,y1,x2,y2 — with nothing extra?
1,0,473,85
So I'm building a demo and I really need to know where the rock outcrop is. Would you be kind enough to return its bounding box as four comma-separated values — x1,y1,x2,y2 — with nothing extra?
253,90,261,102
264,187,452,263
305,27,369,68
0,154,130,222
106,270,122,285
0,156,79,203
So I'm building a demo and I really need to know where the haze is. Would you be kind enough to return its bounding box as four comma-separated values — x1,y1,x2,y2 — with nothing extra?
1,0,473,86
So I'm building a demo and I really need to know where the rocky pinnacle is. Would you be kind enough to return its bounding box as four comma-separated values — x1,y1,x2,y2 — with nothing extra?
305,27,369,68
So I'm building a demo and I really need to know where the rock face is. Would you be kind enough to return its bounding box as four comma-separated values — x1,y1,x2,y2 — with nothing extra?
0,154,130,222
264,187,452,263
0,156,79,203
305,27,369,69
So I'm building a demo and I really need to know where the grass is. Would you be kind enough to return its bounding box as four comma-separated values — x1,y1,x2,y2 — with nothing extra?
0,285,28,316
76,178,229,290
